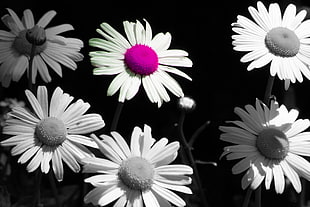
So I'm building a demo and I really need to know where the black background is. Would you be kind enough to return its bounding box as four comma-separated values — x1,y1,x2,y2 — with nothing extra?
1,0,310,206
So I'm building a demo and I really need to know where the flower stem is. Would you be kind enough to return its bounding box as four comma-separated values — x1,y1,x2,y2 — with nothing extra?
48,169,61,207
110,102,124,131
255,186,261,207
178,111,209,207
188,120,210,148
33,169,42,207
299,178,306,207
242,187,253,207
28,44,36,92
263,75,275,105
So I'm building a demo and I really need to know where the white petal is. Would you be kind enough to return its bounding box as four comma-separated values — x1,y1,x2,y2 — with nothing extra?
280,160,301,193
150,32,171,52
142,190,160,207
151,185,186,207
37,10,56,28
52,148,64,181
22,9,34,29
155,165,193,175
25,89,44,120
130,126,143,156
37,86,48,118
272,163,285,194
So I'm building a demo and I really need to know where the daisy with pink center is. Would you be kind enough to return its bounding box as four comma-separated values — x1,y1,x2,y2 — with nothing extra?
89,19,192,107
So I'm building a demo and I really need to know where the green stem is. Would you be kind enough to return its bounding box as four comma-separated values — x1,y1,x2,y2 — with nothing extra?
178,111,209,207
110,102,124,131
242,187,253,207
28,44,36,92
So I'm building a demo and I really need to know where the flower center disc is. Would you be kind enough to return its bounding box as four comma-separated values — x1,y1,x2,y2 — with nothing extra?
12,25,47,56
118,156,154,191
265,27,300,57
35,117,67,146
124,44,159,75
256,128,289,160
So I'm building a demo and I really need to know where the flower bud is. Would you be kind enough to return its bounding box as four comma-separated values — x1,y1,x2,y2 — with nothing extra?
178,96,196,112
26,25,46,45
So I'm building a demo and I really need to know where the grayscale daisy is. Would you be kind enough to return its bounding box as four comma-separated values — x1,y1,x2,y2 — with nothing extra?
220,99,310,194
83,124,193,206
232,1,310,89
1,86,105,181
0,9,83,87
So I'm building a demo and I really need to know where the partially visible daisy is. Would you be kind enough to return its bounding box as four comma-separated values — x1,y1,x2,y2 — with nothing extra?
0,8,84,87
89,19,192,107
0,86,105,181
83,124,193,206
232,1,310,89
220,99,310,194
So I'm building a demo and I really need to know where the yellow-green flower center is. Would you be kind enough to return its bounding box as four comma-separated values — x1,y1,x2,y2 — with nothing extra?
256,128,289,160
12,25,47,56
118,156,154,191
265,27,300,57
35,117,67,146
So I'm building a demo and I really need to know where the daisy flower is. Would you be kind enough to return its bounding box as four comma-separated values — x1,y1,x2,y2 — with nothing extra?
232,1,310,89
83,124,193,206
220,99,310,194
89,19,192,107
0,8,84,87
0,86,105,181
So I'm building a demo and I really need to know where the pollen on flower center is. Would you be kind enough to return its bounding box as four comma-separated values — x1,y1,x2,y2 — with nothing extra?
265,27,300,57
124,44,159,75
35,117,67,146
256,128,289,160
118,156,154,191
12,25,47,56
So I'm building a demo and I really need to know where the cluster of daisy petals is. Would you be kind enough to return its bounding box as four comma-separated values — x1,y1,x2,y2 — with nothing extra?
0,8,194,207
232,1,310,89
220,0,310,196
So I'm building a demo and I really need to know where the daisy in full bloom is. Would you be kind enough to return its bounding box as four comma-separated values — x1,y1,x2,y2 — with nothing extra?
0,86,105,181
220,99,310,194
83,124,193,206
232,1,310,89
0,8,84,87
89,19,192,107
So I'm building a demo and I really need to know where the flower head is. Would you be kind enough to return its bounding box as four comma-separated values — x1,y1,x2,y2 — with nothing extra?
83,125,193,206
0,86,105,181
89,19,192,107
0,9,84,87
232,1,310,89
220,99,310,194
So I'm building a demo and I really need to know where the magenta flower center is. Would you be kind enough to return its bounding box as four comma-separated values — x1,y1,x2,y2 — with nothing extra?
124,44,159,75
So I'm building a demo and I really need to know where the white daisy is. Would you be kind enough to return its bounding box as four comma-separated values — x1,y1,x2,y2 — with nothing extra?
232,1,310,89
0,8,84,87
89,19,192,107
0,86,105,181
83,124,193,206
220,99,310,194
